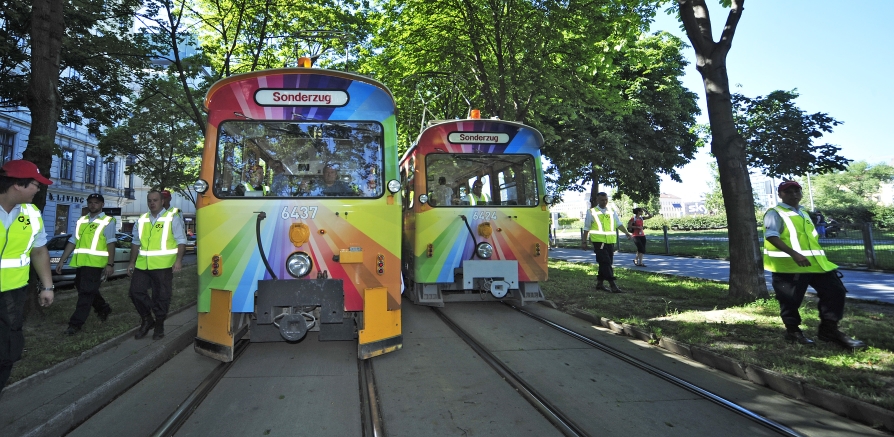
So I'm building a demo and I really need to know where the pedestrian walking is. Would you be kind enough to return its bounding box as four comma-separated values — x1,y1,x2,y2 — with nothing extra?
127,190,186,340
628,207,653,266
582,192,632,293
0,160,55,392
55,194,115,335
763,180,865,349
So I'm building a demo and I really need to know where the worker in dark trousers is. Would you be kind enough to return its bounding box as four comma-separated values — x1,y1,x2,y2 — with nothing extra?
764,180,866,349
56,193,115,335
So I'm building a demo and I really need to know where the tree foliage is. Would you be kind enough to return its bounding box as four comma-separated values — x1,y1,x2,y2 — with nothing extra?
98,76,202,201
541,32,701,203
1,0,152,136
184,0,373,78
809,161,894,224
366,0,660,149
732,90,850,178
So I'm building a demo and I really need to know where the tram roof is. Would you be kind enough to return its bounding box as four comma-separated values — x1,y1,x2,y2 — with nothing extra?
402,118,544,163
204,67,394,110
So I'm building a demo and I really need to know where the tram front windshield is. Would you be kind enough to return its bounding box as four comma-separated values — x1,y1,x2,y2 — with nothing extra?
425,154,538,207
214,121,384,198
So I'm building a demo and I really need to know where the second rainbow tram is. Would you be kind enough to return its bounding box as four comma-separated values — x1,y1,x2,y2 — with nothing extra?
400,112,551,306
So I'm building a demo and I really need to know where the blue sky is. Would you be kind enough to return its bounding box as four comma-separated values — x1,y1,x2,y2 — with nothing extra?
650,1,894,201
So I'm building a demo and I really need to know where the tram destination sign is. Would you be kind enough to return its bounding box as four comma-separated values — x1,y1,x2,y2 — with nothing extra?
254,89,348,106
448,132,510,144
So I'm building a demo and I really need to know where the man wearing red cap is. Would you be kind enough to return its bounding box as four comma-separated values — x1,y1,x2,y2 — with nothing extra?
0,160,55,391
763,180,866,349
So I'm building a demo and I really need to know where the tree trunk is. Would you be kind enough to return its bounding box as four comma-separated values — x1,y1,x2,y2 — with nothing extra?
22,0,66,319
678,0,768,301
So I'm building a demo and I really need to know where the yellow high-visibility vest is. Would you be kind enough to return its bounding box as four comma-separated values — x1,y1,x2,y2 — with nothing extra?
763,206,837,273
1,204,44,291
588,208,617,244
71,214,115,268
136,208,180,270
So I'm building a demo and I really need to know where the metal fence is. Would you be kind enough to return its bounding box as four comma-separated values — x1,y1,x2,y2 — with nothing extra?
555,223,893,271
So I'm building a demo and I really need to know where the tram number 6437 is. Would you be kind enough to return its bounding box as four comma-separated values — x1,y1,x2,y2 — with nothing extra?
472,211,497,221
281,206,318,220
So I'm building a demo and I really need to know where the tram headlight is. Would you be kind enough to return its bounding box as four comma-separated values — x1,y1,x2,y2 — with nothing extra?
286,252,313,278
419,194,429,204
543,194,554,205
194,179,209,194
476,242,494,259
387,179,401,194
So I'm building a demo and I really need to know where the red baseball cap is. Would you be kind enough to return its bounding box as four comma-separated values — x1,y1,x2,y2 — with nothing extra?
778,180,801,192
1,160,53,185
161,190,172,199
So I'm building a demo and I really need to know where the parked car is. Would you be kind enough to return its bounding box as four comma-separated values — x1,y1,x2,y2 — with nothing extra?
48,232,134,286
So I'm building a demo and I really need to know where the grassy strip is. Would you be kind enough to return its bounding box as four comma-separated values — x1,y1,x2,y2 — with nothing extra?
10,265,198,385
543,259,894,410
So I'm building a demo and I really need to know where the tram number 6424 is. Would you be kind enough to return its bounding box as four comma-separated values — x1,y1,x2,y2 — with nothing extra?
472,211,497,221
281,206,319,220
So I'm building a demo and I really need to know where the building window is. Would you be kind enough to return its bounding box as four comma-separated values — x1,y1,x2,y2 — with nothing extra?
61,149,74,180
105,161,117,188
0,131,14,166
85,156,96,184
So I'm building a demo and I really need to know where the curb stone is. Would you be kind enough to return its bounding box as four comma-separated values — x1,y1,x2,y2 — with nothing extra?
4,303,196,397
567,308,894,433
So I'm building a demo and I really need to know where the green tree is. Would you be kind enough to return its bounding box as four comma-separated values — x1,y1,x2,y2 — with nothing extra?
732,90,850,178
541,32,701,204
366,0,657,150
811,161,894,223
0,0,151,211
98,76,202,203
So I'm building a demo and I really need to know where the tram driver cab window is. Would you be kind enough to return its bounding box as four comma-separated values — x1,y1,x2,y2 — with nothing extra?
425,153,537,207
214,121,385,199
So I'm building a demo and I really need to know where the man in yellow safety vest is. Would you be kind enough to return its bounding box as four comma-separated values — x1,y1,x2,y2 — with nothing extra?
127,190,186,340
582,192,632,293
0,160,55,392
764,180,865,349
55,193,116,335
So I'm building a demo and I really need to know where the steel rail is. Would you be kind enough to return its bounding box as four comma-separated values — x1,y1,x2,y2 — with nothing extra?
509,304,804,437
150,340,250,437
431,307,589,437
358,357,386,437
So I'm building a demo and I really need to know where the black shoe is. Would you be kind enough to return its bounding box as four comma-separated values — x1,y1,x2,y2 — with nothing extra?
784,330,815,345
152,321,165,340
609,285,624,294
594,282,610,292
135,316,155,339
96,306,112,322
818,328,867,350
64,325,80,336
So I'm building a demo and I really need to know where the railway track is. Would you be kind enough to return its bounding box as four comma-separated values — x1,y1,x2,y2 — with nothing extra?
432,303,804,437
143,339,386,437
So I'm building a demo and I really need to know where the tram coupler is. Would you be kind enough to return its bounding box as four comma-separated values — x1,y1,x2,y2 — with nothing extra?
250,278,356,343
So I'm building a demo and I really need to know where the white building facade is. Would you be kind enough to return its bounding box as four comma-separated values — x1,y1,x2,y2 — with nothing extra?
1,108,197,235
1,109,130,236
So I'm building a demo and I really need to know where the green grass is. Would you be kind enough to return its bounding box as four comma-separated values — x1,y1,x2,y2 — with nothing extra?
10,266,198,385
543,259,894,410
